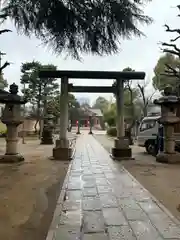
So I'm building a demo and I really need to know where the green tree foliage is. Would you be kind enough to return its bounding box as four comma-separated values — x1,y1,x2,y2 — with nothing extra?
152,53,179,92
104,64,157,127
103,103,116,127
124,87,139,119
123,67,156,118
47,93,80,123
92,96,109,113
103,66,139,127
122,67,139,126
47,95,60,120
68,94,80,109
80,102,91,109
20,61,59,130
103,88,143,128
1,0,152,59
68,94,80,124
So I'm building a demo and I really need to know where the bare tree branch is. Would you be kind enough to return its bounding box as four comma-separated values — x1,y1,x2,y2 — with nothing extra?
164,71,178,77
0,29,12,35
165,63,177,72
0,62,11,73
164,24,180,42
159,64,180,79
164,24,180,34
161,42,180,53
162,48,180,57
137,82,156,117
158,5,180,96
171,36,180,42
160,73,179,78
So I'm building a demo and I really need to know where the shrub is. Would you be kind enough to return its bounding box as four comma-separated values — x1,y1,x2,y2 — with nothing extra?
0,129,7,138
103,105,116,127
107,127,117,137
107,127,134,145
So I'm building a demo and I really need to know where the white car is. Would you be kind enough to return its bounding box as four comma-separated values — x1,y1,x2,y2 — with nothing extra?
137,116,160,154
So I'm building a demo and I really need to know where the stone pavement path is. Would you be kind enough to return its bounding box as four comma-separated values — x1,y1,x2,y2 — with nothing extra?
47,133,180,240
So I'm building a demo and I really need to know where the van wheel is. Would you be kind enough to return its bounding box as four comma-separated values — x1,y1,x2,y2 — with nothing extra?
145,142,156,155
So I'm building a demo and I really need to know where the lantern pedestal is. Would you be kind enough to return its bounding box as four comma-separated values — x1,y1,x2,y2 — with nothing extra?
156,152,180,164
154,86,180,164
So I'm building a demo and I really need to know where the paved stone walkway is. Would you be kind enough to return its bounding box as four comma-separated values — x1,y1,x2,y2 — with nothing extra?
47,133,180,240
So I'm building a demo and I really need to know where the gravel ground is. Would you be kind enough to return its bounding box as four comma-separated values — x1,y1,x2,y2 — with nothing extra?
0,139,71,240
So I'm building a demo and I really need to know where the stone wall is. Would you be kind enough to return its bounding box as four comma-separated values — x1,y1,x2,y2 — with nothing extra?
18,119,40,134
0,117,40,136
0,119,40,135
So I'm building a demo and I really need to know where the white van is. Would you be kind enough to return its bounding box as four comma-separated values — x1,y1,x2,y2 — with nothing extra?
137,115,160,154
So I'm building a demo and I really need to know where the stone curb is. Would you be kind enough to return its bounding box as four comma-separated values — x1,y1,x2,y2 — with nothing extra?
70,138,77,160
45,151,74,240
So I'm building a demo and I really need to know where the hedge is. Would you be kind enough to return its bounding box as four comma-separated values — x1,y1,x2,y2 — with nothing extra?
106,127,133,145
0,129,7,138
106,127,117,137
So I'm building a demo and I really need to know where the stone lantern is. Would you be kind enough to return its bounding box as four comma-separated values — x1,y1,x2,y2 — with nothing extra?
41,109,54,145
154,86,180,163
0,83,27,163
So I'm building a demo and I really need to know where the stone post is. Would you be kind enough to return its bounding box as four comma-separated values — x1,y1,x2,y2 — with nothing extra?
89,116,93,134
76,120,81,134
52,77,72,160
111,79,133,160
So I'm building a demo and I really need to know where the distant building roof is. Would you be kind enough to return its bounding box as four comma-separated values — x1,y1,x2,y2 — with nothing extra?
90,108,103,117
80,107,103,117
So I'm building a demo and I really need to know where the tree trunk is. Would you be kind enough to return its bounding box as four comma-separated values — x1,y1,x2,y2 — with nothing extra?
34,119,39,134
143,104,148,117
40,94,47,139
37,101,41,138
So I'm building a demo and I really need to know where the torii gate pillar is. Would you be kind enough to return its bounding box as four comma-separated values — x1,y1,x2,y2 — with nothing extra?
53,77,72,160
111,79,133,160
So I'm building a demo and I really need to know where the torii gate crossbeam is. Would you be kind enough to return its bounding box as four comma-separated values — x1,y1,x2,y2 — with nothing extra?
39,70,145,161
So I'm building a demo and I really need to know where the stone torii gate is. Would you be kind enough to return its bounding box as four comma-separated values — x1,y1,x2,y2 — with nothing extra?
39,70,145,160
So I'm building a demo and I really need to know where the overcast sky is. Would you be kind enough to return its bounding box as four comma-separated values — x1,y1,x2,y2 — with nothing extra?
0,0,179,104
